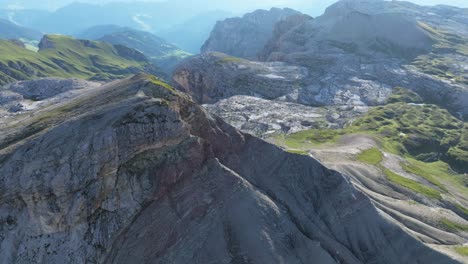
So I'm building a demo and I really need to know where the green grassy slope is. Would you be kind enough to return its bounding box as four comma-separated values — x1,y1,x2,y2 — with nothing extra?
0,35,157,85
412,22,468,85
275,89,467,173
79,26,191,72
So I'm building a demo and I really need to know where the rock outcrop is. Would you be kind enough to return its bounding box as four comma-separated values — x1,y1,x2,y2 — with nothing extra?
201,8,301,59
0,74,456,263
182,0,468,122
0,78,100,116
173,52,310,104
204,95,369,136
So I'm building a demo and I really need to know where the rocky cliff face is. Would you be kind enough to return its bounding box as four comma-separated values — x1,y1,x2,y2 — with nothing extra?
0,74,456,263
181,0,468,124
201,8,301,59
172,52,312,104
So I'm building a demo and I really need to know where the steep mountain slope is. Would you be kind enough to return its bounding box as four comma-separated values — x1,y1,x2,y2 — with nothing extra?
0,35,160,85
78,25,191,73
184,0,468,120
173,2,468,259
173,52,310,104
0,74,457,263
0,19,43,41
201,8,302,59
273,101,468,261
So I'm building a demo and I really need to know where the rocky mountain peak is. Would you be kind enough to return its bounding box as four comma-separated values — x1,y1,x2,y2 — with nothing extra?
201,8,302,59
38,35,55,50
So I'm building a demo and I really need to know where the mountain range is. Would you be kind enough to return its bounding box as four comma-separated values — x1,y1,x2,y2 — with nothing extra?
0,18,42,41
0,35,161,85
0,2,235,53
0,0,467,263
77,25,191,73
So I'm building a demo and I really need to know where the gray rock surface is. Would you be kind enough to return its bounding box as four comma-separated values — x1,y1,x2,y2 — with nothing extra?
178,0,468,121
173,52,392,107
2,78,99,101
0,74,457,263
201,8,301,59
0,78,100,118
173,52,310,104
259,0,468,118
205,95,368,136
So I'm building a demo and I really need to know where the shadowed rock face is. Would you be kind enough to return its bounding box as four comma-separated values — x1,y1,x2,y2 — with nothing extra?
0,74,457,263
173,52,310,105
201,8,301,59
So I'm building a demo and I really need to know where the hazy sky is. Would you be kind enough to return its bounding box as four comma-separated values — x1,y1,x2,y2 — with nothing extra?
2,0,468,15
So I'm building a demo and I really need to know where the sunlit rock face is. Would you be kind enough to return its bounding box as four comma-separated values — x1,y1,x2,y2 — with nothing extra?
201,8,301,59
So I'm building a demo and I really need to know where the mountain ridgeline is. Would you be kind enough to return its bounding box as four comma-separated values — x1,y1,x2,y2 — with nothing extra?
0,0,467,263
0,18,43,41
173,4,468,262
0,74,456,263
0,35,161,85
78,25,191,73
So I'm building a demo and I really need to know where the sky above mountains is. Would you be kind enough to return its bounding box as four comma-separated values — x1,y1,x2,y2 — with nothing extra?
3,0,468,15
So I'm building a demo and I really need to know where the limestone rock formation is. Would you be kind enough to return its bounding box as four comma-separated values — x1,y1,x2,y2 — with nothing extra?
181,0,468,124
173,52,310,104
0,74,457,263
204,95,369,136
201,8,301,59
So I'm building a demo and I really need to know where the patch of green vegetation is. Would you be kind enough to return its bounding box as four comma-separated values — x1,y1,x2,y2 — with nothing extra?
148,75,175,92
279,102,467,172
154,49,191,61
386,87,423,104
447,123,468,172
218,55,245,64
286,149,309,155
278,129,345,149
418,22,468,56
403,158,468,196
351,103,466,171
384,168,442,199
357,148,383,165
412,22,468,85
276,102,467,197
453,203,468,216
441,218,468,232
402,161,447,192
0,35,153,85
455,246,468,256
